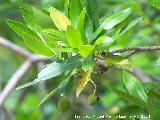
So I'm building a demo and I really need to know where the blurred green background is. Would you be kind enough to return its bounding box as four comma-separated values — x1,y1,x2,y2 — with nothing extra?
0,0,160,120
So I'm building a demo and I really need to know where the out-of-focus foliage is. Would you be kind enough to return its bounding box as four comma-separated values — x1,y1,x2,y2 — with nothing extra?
1,0,160,120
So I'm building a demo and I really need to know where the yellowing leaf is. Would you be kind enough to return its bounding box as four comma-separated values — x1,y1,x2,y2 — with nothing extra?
104,55,132,71
49,7,71,31
78,45,95,57
76,67,93,97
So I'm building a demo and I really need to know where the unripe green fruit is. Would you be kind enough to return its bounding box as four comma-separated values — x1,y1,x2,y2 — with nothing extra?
88,95,97,105
58,98,71,112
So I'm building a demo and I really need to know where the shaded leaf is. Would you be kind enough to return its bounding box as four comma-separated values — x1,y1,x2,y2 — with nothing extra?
120,17,142,36
82,54,94,71
77,8,87,42
101,8,132,30
38,76,73,107
123,71,148,103
85,15,93,43
64,0,69,17
70,0,82,27
87,0,99,31
91,8,132,41
105,82,148,108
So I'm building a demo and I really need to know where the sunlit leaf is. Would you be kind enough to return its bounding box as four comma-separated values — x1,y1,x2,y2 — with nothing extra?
22,32,53,56
6,19,39,39
149,0,160,10
21,7,39,30
67,26,83,48
95,36,114,50
40,28,66,41
78,45,95,57
49,7,71,31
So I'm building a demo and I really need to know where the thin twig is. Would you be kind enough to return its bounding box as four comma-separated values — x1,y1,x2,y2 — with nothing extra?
0,60,32,106
108,46,160,56
0,37,49,106
0,37,32,58
124,50,137,58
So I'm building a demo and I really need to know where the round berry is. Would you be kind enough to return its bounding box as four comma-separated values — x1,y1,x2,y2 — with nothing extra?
58,98,71,112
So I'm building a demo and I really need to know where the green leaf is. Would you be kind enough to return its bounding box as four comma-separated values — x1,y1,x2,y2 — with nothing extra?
49,7,71,31
87,0,99,31
105,82,148,108
16,57,81,89
101,8,132,30
99,9,114,24
16,79,41,90
78,45,95,57
120,17,142,36
6,19,39,39
91,8,132,41
64,0,69,17
70,0,82,27
32,7,54,29
16,56,82,89
40,29,66,40
85,15,93,43
61,55,82,71
82,54,94,71
95,36,114,50
153,109,160,120
38,88,59,107
149,0,160,10
22,33,53,56
77,8,87,43
21,7,39,30
67,26,83,48
123,71,148,103
38,76,73,107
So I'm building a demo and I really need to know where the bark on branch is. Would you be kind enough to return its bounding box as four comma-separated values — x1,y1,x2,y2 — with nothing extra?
0,37,49,106
108,46,160,56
